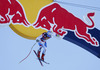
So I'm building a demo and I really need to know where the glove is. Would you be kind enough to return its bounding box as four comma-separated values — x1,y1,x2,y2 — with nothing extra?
36,39,39,42
56,34,60,37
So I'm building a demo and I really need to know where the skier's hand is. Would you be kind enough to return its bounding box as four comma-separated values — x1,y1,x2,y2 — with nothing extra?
36,39,39,42
56,34,60,37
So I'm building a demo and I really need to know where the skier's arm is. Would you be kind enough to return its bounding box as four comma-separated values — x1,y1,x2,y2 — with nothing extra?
55,34,60,37
36,35,42,42
52,32,60,37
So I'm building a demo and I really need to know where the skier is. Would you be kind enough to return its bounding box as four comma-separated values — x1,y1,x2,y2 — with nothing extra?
36,31,59,61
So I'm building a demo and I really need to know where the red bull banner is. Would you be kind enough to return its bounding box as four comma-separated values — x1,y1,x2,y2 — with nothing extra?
0,0,100,58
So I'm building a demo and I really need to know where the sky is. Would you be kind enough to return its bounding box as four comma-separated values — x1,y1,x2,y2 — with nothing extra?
0,0,100,70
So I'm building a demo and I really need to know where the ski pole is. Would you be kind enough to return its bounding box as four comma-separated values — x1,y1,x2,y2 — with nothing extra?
19,42,37,64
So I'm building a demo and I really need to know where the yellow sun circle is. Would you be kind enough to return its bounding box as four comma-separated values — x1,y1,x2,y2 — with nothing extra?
9,0,53,40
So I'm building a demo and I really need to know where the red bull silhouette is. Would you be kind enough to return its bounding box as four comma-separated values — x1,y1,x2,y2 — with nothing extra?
33,3,99,46
0,0,30,26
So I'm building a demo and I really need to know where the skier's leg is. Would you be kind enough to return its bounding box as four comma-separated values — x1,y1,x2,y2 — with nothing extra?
41,42,47,61
37,42,43,58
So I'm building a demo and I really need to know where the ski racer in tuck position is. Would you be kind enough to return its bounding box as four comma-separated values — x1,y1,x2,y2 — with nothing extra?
36,31,59,61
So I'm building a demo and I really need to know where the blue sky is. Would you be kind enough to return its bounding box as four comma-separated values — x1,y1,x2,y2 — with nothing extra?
0,0,100,70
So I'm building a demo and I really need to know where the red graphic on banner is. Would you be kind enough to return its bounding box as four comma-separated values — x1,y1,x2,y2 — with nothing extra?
0,0,30,26
33,3,99,46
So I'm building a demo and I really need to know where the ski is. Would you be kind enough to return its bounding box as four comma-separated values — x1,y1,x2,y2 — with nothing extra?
33,50,50,66
33,50,43,66
41,59,50,64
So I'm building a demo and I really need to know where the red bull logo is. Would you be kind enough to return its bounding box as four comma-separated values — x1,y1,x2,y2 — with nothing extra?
0,0,30,26
0,0,100,58
33,3,99,47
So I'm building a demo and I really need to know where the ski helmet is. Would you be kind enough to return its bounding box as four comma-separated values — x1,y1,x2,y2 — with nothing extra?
47,31,52,35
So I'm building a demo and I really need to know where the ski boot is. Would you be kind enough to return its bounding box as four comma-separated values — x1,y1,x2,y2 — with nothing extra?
41,53,45,61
